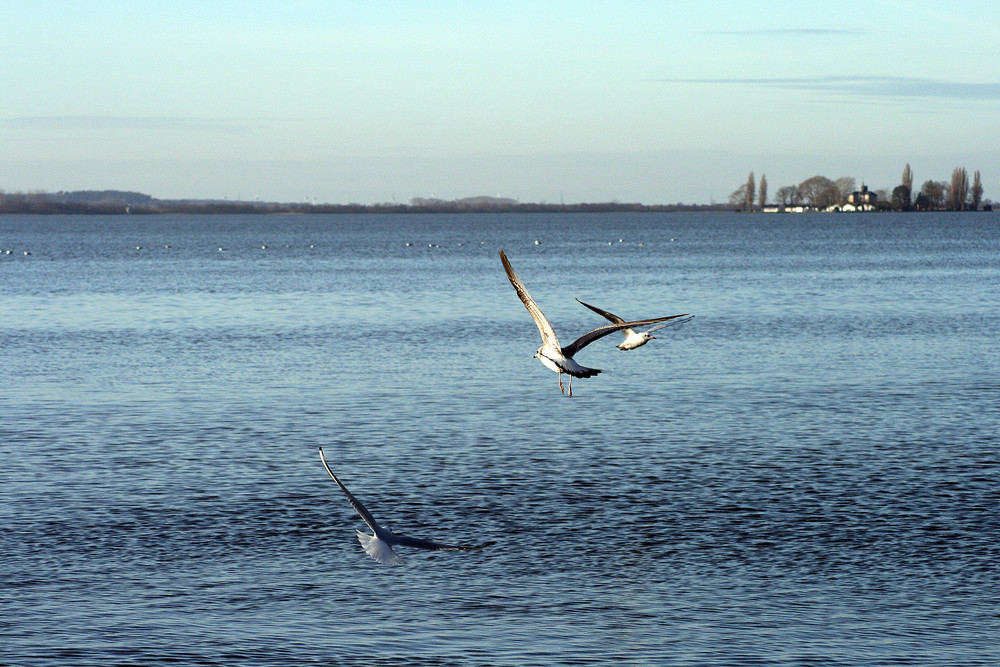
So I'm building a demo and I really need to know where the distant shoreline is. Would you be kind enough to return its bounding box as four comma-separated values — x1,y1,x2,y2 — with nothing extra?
6,189,993,216
0,191,728,215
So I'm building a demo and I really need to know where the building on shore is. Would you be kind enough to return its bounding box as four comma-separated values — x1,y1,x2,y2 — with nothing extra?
845,184,877,211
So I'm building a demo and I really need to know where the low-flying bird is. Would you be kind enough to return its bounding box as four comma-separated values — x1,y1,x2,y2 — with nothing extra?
500,249,691,396
576,298,694,351
318,447,494,565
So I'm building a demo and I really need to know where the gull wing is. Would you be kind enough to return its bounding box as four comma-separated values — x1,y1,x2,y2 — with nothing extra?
578,298,695,334
500,250,560,349
575,298,626,325
356,531,404,565
562,313,692,357
390,532,496,551
644,314,695,334
318,447,382,536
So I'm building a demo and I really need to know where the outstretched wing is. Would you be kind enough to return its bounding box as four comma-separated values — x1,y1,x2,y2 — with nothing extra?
356,530,404,565
318,447,382,535
644,314,695,334
391,532,496,551
575,298,625,325
562,313,692,356
500,249,560,349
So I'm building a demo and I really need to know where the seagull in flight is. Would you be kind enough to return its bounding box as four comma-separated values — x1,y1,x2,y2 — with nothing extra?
318,447,495,565
500,249,691,396
576,298,694,351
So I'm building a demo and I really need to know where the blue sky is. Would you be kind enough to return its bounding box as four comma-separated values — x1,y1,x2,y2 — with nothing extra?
3,0,1000,204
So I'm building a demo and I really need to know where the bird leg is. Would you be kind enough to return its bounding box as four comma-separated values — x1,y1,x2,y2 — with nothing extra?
567,375,573,397
558,373,565,394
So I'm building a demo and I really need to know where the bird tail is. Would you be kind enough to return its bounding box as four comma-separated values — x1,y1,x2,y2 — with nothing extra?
356,530,404,565
569,366,601,378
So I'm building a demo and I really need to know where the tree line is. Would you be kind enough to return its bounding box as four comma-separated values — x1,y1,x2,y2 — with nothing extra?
731,165,992,212
0,190,731,215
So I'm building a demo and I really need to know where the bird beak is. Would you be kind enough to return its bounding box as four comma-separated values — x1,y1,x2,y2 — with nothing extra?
649,336,657,340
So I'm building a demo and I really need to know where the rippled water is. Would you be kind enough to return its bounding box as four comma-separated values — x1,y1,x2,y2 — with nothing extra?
2,212,999,665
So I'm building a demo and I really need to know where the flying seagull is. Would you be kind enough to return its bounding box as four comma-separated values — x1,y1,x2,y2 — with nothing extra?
318,447,494,565
500,249,691,396
576,298,694,351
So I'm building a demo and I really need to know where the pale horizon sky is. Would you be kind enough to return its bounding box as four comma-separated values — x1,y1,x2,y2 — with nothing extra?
4,1,1000,205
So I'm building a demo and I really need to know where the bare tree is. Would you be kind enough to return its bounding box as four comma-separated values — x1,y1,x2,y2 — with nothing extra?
835,177,856,205
949,167,969,210
971,170,984,210
775,185,799,207
920,180,947,210
746,172,756,212
758,174,768,208
798,175,839,208
902,163,913,194
729,186,749,210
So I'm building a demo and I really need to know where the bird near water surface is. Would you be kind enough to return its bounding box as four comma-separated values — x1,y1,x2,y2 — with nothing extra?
318,447,494,565
499,249,691,396
576,298,694,350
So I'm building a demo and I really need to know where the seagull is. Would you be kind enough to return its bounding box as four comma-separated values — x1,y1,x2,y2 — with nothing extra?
318,447,494,565
500,249,691,396
576,298,694,351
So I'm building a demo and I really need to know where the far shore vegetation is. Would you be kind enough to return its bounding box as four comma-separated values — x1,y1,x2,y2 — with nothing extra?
0,191,727,215
730,164,992,213
2,163,993,214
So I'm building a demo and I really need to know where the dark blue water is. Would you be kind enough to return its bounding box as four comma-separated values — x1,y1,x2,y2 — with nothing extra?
2,212,999,665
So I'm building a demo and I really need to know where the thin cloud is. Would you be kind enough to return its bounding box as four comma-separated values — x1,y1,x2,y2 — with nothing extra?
658,76,1000,101
0,116,262,132
705,28,862,36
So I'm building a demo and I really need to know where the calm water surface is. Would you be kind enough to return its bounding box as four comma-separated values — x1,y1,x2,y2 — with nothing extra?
2,212,999,665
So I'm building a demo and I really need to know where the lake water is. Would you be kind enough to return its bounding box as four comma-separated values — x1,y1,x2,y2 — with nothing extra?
2,211,999,666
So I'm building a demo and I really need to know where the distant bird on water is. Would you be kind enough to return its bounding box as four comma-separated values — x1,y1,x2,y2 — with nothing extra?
499,249,691,396
576,298,694,351
318,448,494,565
